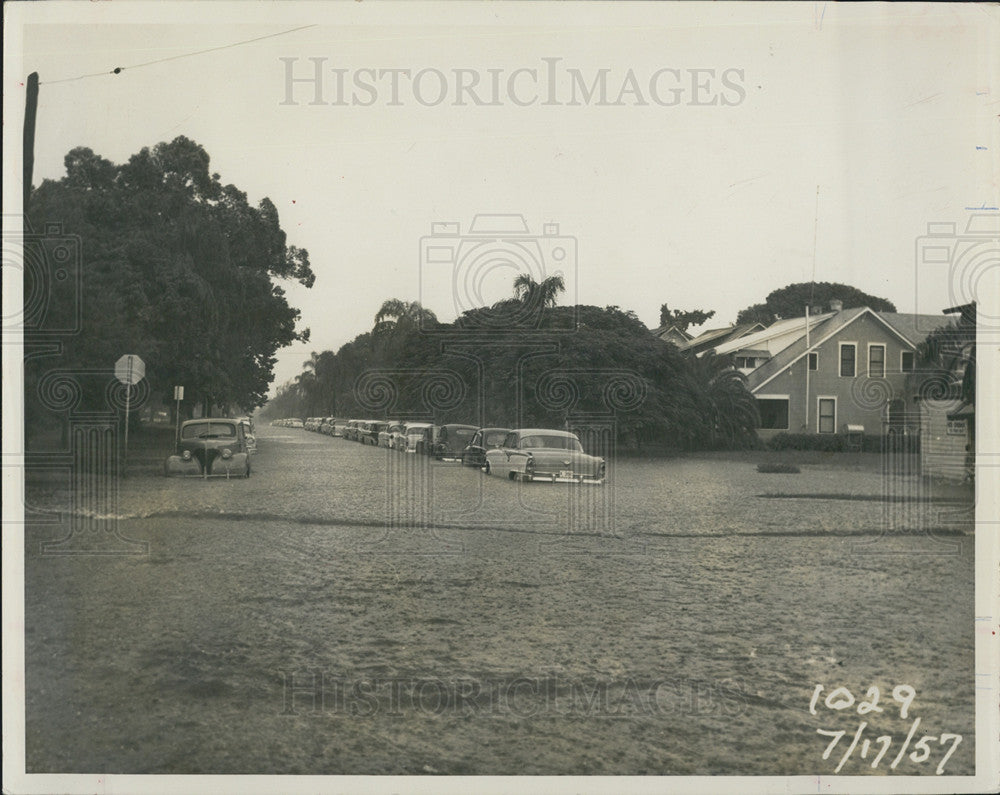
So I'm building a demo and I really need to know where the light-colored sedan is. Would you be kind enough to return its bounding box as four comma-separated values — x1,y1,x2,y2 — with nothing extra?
378,422,406,448
484,429,605,483
400,423,435,454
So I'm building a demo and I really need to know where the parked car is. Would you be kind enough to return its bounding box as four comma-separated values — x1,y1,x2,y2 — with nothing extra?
360,421,387,445
461,427,513,467
236,416,257,455
379,422,406,448
332,420,347,437
164,418,251,478
483,429,605,483
401,423,436,454
432,424,478,461
288,418,304,428
343,419,361,441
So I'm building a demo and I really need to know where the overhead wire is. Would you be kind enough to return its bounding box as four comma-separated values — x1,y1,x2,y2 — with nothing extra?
39,24,317,85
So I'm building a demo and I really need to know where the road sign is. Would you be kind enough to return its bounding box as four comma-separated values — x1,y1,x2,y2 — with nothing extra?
114,354,145,478
115,354,145,385
174,385,184,446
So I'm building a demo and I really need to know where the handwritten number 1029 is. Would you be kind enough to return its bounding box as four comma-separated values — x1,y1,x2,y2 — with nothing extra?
809,683,916,719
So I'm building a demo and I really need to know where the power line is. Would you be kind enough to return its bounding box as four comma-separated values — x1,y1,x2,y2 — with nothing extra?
39,24,317,86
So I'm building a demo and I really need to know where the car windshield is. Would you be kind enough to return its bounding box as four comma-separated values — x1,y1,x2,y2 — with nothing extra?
519,435,583,452
182,422,236,439
484,431,508,447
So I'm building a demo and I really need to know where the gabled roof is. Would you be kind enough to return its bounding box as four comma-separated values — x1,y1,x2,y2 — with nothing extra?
651,323,693,341
710,313,834,357
740,308,953,393
877,312,955,346
680,322,764,352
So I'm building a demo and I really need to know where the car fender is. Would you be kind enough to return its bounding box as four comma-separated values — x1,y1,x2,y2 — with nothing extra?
164,455,202,477
208,452,250,477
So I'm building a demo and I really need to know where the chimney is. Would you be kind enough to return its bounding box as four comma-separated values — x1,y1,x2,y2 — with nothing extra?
830,299,843,312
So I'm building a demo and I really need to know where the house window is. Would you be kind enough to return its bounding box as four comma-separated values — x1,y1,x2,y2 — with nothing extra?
901,351,914,372
818,398,836,434
757,398,789,430
808,352,818,371
869,344,885,378
840,344,856,377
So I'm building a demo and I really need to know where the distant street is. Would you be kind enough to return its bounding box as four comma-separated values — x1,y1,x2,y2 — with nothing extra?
24,426,975,775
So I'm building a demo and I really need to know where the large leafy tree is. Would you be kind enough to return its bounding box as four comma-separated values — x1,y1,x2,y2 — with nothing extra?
264,277,760,450
27,137,314,422
736,282,896,326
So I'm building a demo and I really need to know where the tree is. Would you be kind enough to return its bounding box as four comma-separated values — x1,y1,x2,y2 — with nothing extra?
26,137,313,425
685,352,760,448
735,282,896,326
513,274,566,310
915,304,975,405
658,304,716,333
268,294,761,451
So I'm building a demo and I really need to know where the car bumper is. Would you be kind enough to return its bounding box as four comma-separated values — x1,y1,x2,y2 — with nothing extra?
164,453,249,478
526,471,604,484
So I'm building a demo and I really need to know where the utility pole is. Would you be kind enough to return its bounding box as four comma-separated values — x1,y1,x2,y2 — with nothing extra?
23,72,39,212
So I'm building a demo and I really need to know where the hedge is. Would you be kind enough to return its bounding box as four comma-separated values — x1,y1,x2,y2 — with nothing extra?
766,432,920,454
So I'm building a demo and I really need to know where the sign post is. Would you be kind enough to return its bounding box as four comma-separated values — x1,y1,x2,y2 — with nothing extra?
115,354,145,477
173,385,184,446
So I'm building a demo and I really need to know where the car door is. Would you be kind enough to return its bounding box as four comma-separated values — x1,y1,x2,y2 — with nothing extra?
465,430,483,464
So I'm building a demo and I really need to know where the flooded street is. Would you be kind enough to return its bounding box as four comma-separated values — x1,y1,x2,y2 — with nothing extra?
23,426,975,775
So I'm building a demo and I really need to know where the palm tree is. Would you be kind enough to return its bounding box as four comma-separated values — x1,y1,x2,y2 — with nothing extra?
512,274,566,310
373,299,437,338
687,352,760,448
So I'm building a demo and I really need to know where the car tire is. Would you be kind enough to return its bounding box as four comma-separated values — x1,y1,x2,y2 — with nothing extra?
484,461,492,476
244,463,251,478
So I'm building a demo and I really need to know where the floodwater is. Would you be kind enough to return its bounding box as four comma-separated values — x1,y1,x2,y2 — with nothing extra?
22,425,975,775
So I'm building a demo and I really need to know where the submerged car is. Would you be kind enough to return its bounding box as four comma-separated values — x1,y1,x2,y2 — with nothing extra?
401,423,436,454
236,416,257,455
461,427,513,467
360,420,387,445
164,419,251,478
432,424,478,461
483,429,605,483
379,422,406,448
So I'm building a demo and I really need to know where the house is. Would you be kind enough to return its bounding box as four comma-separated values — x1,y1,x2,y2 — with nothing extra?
704,301,953,439
651,323,693,347
677,321,766,356
918,303,975,481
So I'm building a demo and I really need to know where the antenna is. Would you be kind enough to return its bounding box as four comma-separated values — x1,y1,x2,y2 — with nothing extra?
810,184,820,306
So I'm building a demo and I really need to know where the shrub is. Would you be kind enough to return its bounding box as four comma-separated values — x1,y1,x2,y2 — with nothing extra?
765,433,918,454
756,462,801,474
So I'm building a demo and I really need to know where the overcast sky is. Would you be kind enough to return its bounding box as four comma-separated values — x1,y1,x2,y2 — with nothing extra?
8,2,997,393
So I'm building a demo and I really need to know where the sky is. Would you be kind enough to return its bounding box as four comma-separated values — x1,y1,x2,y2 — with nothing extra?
6,2,998,394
